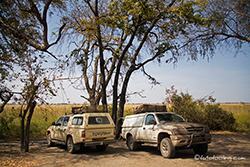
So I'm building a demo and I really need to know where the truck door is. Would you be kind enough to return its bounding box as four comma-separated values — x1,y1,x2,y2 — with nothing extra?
142,114,158,142
54,116,64,140
59,116,70,141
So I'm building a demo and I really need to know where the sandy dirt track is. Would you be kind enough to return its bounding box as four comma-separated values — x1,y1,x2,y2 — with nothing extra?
0,132,249,167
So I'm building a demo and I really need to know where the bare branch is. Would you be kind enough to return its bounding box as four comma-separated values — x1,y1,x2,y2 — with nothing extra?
45,50,58,60
80,95,89,101
48,23,67,48
141,66,160,85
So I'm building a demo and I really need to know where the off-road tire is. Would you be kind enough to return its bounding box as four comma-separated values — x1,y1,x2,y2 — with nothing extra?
127,135,139,151
160,137,175,158
47,132,54,147
193,144,208,155
96,144,108,151
67,137,77,153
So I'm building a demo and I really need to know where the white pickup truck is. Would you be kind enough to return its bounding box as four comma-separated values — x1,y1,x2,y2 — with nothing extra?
46,106,115,153
121,105,211,158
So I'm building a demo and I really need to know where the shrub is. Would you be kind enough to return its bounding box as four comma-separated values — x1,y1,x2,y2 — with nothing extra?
203,104,235,131
0,107,20,138
165,86,236,131
171,93,204,124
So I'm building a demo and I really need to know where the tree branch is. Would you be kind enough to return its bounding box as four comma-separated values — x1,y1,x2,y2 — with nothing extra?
141,66,160,85
48,23,66,48
0,0,66,59
0,91,13,114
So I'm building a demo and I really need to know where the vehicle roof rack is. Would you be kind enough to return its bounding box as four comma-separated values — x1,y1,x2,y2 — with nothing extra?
133,104,167,114
72,105,107,114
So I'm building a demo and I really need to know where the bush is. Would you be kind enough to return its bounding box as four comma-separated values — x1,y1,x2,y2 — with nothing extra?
0,107,20,138
203,104,235,131
165,86,236,131
171,93,204,124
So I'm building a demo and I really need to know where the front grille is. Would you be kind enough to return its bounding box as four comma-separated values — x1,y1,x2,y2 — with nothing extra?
186,127,203,132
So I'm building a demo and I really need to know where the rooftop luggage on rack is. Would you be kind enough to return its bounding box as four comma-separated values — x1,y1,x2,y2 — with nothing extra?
133,104,167,114
72,105,107,114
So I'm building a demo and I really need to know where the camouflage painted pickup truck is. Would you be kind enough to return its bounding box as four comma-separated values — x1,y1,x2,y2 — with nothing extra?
121,104,211,158
46,106,115,153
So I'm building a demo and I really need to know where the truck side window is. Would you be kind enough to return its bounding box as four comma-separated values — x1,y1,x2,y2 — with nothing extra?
145,114,156,125
72,117,83,125
62,116,70,126
56,117,64,126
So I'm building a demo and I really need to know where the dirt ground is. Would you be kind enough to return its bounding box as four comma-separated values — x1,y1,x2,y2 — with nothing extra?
0,132,249,167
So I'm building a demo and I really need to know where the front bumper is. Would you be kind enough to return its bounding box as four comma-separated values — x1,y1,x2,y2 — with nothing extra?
171,133,211,148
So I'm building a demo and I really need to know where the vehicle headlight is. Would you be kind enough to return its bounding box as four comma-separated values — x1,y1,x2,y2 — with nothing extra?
171,128,187,135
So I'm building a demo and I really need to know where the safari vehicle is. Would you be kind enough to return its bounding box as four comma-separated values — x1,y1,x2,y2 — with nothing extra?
121,104,211,158
46,105,115,153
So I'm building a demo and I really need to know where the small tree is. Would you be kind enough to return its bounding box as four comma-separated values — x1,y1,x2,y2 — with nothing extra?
17,54,58,152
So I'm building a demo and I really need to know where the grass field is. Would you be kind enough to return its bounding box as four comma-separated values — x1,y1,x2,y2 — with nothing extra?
220,103,250,132
0,103,249,138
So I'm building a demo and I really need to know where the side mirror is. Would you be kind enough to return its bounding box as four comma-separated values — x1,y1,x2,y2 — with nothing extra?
148,119,156,125
52,122,55,125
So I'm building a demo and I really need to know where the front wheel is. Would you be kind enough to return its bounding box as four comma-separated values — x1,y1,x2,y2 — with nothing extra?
160,137,175,158
193,144,208,155
47,132,54,147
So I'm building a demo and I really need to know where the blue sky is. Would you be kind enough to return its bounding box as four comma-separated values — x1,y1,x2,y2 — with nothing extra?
127,50,250,103
51,44,250,104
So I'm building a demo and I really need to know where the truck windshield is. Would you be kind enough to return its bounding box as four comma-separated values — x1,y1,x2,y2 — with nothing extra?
156,113,185,123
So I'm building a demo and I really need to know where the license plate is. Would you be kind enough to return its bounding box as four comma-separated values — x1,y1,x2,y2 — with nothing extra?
92,131,111,137
93,138,105,141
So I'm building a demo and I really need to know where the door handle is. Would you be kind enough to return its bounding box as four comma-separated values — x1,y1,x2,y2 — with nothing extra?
143,127,145,130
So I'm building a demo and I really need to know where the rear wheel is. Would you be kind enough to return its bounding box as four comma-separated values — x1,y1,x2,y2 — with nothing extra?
193,144,208,155
160,137,175,158
67,137,77,153
127,135,139,151
96,144,108,151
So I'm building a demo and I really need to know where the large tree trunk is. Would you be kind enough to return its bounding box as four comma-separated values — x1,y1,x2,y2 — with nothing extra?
111,26,138,123
115,66,135,139
112,84,118,125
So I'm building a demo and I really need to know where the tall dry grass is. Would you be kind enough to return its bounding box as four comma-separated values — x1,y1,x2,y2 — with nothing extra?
220,103,250,132
0,103,249,138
